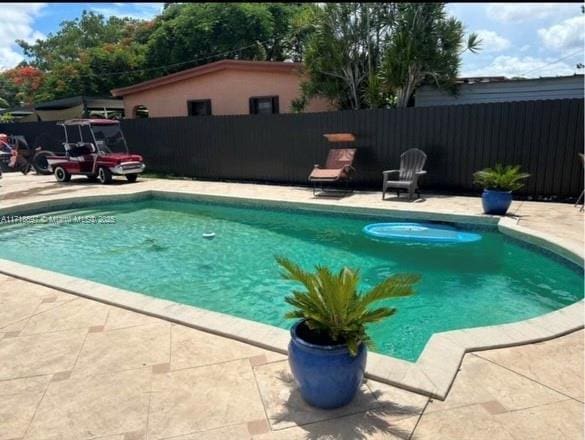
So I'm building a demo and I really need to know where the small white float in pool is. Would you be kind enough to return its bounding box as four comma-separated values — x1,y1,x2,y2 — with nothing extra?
363,222,481,244
202,232,216,240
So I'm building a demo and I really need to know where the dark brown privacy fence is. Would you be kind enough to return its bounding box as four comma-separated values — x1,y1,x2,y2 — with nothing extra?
2,98,583,199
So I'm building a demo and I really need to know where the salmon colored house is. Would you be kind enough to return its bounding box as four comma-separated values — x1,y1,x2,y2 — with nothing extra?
111,59,333,118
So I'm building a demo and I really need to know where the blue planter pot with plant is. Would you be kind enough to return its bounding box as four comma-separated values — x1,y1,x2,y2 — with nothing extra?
288,320,367,409
473,164,530,216
276,257,419,409
481,189,513,215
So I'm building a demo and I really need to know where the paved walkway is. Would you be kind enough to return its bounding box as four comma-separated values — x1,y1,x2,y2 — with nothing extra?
0,173,583,439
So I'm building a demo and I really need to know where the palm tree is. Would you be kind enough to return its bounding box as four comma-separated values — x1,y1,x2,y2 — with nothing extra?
381,3,480,107
473,164,530,192
276,256,420,356
301,3,395,110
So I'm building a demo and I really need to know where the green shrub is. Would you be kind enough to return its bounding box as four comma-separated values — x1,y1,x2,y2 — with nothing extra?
276,256,419,356
473,164,530,192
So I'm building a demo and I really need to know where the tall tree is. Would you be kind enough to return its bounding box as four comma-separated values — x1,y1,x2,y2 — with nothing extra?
17,11,152,101
145,3,315,75
300,2,479,110
0,72,21,108
301,3,395,110
18,11,147,70
3,66,45,105
381,3,480,107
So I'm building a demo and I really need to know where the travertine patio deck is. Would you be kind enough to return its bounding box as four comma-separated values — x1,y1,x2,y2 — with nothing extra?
0,173,583,439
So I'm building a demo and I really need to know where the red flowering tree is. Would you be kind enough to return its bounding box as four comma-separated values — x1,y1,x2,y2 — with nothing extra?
4,66,45,106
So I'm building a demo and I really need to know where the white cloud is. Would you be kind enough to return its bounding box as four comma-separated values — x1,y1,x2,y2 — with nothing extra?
0,48,25,70
0,3,46,70
538,15,585,51
485,3,578,23
475,30,511,53
462,55,579,78
91,3,164,21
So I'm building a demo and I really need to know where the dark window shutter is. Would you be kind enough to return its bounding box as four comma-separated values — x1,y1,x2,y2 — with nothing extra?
249,98,256,114
187,100,212,116
272,96,279,114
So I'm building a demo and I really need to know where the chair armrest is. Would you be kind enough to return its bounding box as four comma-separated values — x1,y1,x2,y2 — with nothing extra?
382,169,400,175
416,170,427,176
313,164,321,169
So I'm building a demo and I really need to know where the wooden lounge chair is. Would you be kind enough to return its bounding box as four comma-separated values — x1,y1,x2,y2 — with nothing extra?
309,148,357,195
382,148,427,201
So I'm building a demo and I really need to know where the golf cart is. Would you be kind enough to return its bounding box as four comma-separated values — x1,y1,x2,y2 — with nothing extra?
47,119,145,184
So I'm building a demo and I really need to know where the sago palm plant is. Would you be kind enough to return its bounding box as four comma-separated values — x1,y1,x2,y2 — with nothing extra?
473,164,530,192
276,256,420,356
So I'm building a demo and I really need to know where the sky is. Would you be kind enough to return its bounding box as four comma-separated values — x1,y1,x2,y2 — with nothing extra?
1,2,584,78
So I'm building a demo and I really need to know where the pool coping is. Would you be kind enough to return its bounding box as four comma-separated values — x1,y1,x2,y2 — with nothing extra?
0,189,583,400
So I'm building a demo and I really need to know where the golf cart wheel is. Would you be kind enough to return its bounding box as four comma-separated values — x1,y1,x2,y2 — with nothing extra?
97,167,112,184
126,174,138,183
32,150,54,175
54,166,71,182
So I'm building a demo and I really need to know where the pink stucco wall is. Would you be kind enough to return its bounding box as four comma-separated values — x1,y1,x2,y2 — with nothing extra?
122,69,332,118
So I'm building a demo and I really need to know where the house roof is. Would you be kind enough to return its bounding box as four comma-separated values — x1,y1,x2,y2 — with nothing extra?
456,76,508,84
0,105,34,115
111,59,302,97
455,74,584,85
34,96,124,110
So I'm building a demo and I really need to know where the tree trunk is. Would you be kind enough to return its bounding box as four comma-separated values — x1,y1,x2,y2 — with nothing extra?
397,66,419,108
349,77,359,110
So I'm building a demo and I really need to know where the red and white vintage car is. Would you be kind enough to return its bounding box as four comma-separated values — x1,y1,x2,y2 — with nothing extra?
47,119,145,184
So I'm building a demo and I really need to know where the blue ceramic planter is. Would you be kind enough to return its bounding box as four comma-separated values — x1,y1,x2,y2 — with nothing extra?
481,189,513,215
288,321,367,409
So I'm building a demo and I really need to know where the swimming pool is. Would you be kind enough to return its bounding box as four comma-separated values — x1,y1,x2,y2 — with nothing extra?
0,198,582,361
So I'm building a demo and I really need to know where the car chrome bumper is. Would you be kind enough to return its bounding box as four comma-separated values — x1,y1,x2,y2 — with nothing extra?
110,162,146,175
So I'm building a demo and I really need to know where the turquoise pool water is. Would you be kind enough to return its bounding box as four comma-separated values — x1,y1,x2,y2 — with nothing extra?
0,198,582,361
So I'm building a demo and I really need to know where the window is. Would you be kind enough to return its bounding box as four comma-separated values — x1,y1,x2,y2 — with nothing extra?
249,96,279,115
133,105,149,118
188,99,212,116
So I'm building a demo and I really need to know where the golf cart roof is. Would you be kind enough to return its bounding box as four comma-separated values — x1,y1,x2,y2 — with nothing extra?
60,119,120,126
